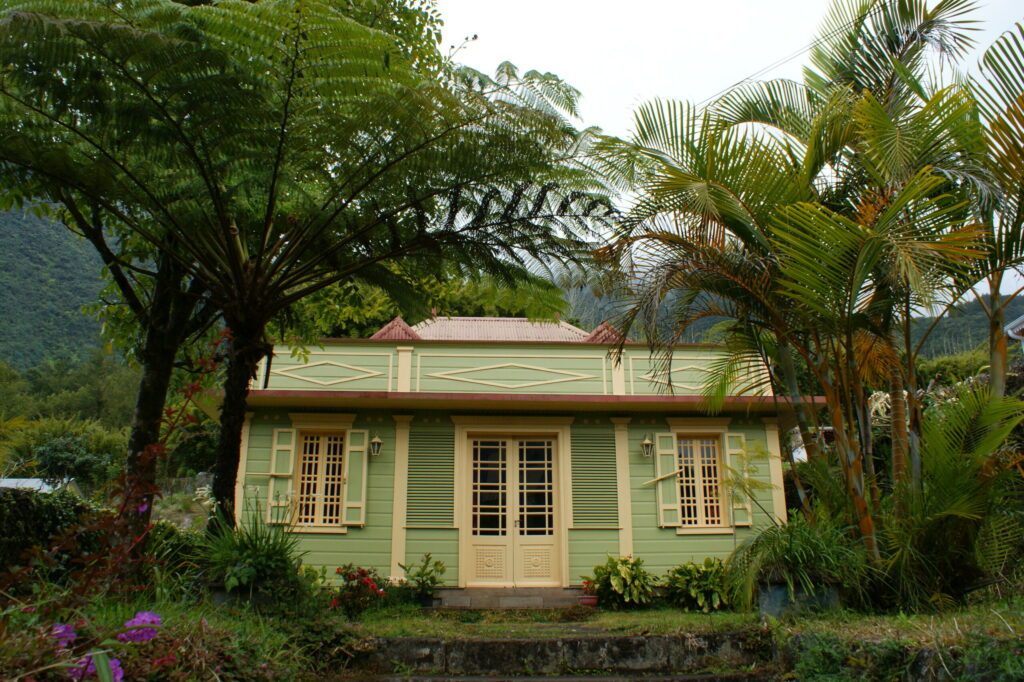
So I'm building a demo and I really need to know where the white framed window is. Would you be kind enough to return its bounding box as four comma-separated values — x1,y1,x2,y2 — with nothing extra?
295,431,347,526
676,435,724,527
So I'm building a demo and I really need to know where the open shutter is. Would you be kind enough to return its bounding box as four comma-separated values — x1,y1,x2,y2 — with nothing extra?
655,432,682,527
267,428,296,524
725,432,752,526
342,429,369,526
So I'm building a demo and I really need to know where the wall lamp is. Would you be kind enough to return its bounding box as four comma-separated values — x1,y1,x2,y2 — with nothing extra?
369,434,383,457
640,434,655,458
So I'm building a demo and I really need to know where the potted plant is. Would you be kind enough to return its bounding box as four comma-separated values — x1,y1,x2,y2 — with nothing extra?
724,516,867,619
399,553,446,607
578,579,598,607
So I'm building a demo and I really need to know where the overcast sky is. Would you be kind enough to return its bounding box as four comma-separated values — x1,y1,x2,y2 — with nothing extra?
438,0,1022,137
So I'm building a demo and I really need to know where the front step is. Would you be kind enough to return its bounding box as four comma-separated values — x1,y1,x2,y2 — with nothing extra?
436,587,582,609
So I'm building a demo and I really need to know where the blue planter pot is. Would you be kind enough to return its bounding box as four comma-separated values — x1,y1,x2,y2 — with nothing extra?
758,583,839,619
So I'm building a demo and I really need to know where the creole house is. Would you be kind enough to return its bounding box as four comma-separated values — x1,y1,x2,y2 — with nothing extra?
236,316,789,597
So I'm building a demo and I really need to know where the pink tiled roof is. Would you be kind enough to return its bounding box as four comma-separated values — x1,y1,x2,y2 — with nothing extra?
582,321,623,344
370,316,421,341
411,316,589,342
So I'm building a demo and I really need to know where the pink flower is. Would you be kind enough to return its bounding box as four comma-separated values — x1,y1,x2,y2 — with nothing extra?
68,656,123,682
116,611,161,643
137,501,149,514
51,623,76,649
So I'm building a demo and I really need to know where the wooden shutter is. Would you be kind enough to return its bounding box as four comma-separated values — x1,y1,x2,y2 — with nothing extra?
725,432,752,526
407,423,455,527
267,428,296,524
571,424,618,527
655,432,682,527
342,429,369,526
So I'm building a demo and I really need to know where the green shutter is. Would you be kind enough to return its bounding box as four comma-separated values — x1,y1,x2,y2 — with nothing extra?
571,424,618,527
725,432,752,526
655,432,682,527
266,429,296,524
407,422,455,527
342,430,368,526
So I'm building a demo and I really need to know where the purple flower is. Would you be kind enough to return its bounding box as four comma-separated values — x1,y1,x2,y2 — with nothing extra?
116,611,161,643
137,501,149,514
51,623,77,649
67,655,123,682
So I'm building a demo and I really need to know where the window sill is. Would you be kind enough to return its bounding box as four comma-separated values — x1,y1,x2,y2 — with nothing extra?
289,525,348,534
675,526,735,536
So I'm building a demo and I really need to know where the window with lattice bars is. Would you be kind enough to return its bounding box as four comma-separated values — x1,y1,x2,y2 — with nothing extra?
677,436,724,526
296,432,346,526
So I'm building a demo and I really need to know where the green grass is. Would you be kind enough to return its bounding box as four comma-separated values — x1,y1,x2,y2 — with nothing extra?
356,604,757,639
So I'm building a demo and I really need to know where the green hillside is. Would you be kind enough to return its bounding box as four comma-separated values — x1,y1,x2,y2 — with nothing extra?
0,209,104,368
912,295,1024,358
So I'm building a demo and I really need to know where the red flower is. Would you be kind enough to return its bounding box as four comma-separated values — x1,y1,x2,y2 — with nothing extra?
335,567,343,575
329,597,339,609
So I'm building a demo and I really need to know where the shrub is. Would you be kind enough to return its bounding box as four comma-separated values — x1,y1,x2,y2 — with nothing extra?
199,513,306,607
583,556,658,609
663,557,729,612
331,564,387,617
398,553,446,603
724,515,869,611
0,487,103,573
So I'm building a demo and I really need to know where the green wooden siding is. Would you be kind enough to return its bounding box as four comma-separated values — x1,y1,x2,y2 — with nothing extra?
627,417,772,575
568,529,619,583
416,350,608,395
240,411,395,578
570,421,618,527
264,350,393,392
405,528,459,585
407,418,455,527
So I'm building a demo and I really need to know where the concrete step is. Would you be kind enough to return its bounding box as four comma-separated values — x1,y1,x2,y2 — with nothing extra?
436,587,583,609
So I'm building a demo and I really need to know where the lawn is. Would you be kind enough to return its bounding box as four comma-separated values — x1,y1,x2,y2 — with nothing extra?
354,599,1024,645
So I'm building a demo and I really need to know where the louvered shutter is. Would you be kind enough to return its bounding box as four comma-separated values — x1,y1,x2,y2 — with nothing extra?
725,432,752,526
655,432,682,527
267,428,296,524
342,429,369,526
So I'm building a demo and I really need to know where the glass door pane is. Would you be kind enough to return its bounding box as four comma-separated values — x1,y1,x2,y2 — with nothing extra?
517,440,554,536
472,439,507,536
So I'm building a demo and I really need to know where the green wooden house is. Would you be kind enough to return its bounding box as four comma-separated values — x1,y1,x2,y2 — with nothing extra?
236,316,788,593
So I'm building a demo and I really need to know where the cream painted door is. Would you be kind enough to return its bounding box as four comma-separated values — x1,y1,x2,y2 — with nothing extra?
467,438,560,586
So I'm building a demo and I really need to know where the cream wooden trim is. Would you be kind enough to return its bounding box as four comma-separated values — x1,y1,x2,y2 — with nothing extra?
288,413,355,430
451,415,574,426
416,352,610,394
454,419,572,588
389,415,413,580
763,418,788,524
396,347,413,392
610,417,633,556
666,417,731,432
675,526,735,536
427,362,596,390
234,412,254,525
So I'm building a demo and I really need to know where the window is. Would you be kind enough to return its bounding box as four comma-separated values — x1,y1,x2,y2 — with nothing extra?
677,435,724,526
296,431,346,526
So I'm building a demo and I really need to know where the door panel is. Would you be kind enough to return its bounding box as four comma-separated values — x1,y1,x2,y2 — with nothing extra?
467,437,560,586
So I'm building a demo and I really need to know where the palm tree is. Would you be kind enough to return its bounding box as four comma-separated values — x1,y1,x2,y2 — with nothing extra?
0,0,610,517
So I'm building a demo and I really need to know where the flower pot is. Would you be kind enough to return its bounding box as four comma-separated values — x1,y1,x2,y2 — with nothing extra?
577,594,598,607
757,583,839,619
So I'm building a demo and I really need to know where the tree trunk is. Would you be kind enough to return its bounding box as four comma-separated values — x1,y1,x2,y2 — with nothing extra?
889,365,909,488
775,341,815,518
989,286,1008,399
212,325,268,524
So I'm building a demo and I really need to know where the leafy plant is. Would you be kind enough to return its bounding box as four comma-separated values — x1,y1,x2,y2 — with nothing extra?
663,558,729,613
583,556,658,609
331,564,387,617
724,515,869,611
199,512,305,605
398,553,446,602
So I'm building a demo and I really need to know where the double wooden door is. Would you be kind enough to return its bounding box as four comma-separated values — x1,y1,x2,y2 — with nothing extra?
466,437,560,586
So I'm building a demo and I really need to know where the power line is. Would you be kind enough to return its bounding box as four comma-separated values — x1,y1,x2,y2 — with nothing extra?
695,1,887,108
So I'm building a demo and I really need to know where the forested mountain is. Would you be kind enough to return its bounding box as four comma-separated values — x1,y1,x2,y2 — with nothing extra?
0,210,104,368
912,295,1024,358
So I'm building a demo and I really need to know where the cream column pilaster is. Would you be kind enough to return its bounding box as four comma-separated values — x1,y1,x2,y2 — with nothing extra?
396,347,414,392
610,417,634,556
610,350,626,396
234,412,254,525
763,418,788,524
389,415,413,581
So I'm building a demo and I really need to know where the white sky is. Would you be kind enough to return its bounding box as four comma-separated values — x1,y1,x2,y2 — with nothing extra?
438,0,1024,297
439,0,1022,137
